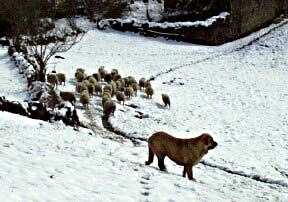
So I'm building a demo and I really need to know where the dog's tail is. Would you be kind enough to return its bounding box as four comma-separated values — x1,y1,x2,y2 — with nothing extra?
145,146,154,165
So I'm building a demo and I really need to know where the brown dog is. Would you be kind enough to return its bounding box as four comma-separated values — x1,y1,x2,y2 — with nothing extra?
145,131,217,180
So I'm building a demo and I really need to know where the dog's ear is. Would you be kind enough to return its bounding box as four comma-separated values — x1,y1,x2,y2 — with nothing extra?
201,133,210,145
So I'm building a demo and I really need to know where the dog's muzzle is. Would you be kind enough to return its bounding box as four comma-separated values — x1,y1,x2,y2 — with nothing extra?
208,141,218,150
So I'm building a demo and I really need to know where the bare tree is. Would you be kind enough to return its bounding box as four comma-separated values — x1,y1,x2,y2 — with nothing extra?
0,0,85,82
27,23,84,82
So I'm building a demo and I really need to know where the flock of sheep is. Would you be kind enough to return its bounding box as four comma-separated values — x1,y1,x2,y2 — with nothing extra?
46,66,171,120
6,45,171,125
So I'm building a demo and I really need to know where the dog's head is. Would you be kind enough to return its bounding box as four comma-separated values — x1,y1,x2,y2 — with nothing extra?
201,133,218,150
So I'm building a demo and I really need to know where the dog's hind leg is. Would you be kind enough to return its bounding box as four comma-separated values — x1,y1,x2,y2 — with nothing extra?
145,146,154,165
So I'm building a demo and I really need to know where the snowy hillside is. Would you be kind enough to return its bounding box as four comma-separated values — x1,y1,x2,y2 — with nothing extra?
1,19,288,201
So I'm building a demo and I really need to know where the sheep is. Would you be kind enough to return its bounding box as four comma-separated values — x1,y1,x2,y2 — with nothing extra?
131,83,138,96
123,77,129,86
82,79,90,87
111,81,117,96
102,95,111,106
80,90,90,108
116,80,123,91
103,85,112,94
57,73,66,85
119,78,126,88
162,94,170,108
113,73,122,81
76,82,88,93
145,86,154,99
103,91,112,98
92,73,101,82
87,83,95,97
116,91,125,105
47,74,58,88
89,77,98,86
76,68,85,74
104,73,112,83
145,80,151,88
139,78,146,90
94,83,102,96
98,66,107,80
75,71,85,82
124,87,134,100
103,101,116,117
60,91,76,105
111,68,119,77
128,76,137,85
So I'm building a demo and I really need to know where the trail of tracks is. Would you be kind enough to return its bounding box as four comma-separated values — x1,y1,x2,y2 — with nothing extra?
85,19,288,189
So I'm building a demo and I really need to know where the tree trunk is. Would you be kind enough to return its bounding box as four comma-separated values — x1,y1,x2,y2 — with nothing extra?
37,63,46,82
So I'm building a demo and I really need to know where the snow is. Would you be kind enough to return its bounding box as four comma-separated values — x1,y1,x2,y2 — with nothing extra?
147,12,230,28
1,18,288,201
0,47,27,102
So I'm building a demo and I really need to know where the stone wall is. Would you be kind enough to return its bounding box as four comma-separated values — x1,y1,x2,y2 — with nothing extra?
163,0,288,44
101,0,288,45
230,0,282,38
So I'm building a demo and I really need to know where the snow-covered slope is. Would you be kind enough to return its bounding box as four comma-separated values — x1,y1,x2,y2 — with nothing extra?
0,47,27,102
1,19,288,201
0,111,287,201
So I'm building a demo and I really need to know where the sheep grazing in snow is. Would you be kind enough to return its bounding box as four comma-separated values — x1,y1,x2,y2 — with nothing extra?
102,95,111,106
119,79,126,88
103,84,112,95
131,83,138,96
145,86,154,99
92,73,101,82
76,82,88,93
128,76,137,86
89,77,98,86
60,91,76,105
124,87,134,100
103,101,116,118
76,68,85,74
116,91,125,105
98,66,107,80
86,83,95,97
57,73,66,85
47,74,58,88
82,79,90,87
111,68,119,77
104,73,112,83
116,80,123,91
123,77,129,86
80,90,90,108
111,81,117,96
139,78,146,90
113,73,122,81
102,91,112,99
75,71,85,82
162,94,170,108
94,83,102,95
145,80,151,88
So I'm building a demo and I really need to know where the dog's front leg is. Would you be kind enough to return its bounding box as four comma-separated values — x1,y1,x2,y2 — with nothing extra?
186,165,195,180
182,165,187,177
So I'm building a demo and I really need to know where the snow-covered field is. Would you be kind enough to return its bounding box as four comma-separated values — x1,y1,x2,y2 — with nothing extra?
1,20,288,201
